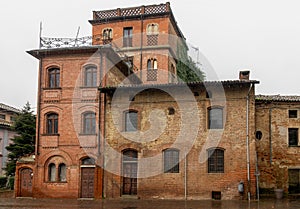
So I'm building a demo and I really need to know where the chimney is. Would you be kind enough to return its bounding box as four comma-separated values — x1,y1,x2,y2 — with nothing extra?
239,70,250,80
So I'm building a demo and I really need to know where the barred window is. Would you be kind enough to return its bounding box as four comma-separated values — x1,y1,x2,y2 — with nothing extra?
208,148,224,173
48,163,56,182
58,163,67,182
147,59,158,81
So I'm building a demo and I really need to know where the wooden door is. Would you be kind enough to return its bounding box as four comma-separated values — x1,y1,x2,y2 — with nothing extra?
20,168,33,197
123,162,137,195
81,167,95,198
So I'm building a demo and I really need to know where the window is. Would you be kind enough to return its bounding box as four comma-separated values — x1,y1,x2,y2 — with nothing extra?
103,28,113,44
48,163,56,182
46,113,58,134
146,23,159,35
48,68,60,88
83,112,96,134
10,116,16,122
58,163,66,182
208,148,224,173
289,128,298,146
147,23,159,46
147,59,158,81
125,111,138,132
82,157,95,165
208,107,223,129
163,149,179,173
0,114,5,120
123,27,133,47
289,110,298,118
84,66,97,87
289,169,300,194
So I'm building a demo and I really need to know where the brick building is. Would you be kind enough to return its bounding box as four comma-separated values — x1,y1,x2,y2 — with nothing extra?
255,95,300,196
14,2,299,200
0,103,20,176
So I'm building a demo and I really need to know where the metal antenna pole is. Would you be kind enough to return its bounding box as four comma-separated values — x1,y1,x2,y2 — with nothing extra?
39,22,42,49
74,26,80,46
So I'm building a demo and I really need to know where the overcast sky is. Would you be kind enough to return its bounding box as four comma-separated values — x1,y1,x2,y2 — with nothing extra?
1,0,299,109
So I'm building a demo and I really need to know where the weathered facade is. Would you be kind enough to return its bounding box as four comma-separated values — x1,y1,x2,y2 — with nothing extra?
14,2,300,200
0,103,19,176
255,95,300,196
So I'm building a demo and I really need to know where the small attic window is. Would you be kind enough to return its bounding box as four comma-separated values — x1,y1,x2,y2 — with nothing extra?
206,90,212,98
168,107,175,115
289,110,297,118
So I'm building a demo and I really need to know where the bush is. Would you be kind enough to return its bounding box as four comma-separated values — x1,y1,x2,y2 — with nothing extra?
8,176,14,190
0,177,7,188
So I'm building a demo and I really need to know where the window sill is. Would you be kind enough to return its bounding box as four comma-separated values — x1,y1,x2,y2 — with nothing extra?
80,86,98,89
42,133,60,136
43,87,62,90
79,133,97,136
45,181,67,184
288,145,300,147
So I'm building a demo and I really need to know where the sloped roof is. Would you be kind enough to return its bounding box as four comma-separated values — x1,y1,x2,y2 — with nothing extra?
256,94,300,102
0,103,20,113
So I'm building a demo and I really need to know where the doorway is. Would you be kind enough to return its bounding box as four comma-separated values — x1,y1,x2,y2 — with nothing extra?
80,158,95,198
122,150,138,195
20,168,33,197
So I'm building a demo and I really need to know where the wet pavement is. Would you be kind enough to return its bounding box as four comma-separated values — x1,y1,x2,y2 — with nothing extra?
0,198,299,209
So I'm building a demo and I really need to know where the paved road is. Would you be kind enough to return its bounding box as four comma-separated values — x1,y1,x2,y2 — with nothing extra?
0,198,299,209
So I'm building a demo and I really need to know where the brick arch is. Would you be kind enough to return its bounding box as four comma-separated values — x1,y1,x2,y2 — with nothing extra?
39,150,73,166
118,143,142,153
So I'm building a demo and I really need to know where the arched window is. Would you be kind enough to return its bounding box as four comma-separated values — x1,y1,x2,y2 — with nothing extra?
58,163,67,182
48,163,56,182
48,68,60,88
103,28,113,40
84,66,97,87
82,112,96,134
208,148,224,173
208,107,223,129
146,23,159,35
81,157,95,165
163,149,179,173
125,110,138,132
46,113,58,134
147,59,158,81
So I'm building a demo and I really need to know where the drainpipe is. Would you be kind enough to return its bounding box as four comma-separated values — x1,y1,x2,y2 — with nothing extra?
269,108,272,165
184,151,187,200
246,84,253,201
139,8,144,80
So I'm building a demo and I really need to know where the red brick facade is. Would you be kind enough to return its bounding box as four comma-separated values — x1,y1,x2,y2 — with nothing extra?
14,2,300,200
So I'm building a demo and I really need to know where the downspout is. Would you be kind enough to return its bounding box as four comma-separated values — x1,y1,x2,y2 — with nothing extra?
98,49,106,198
269,108,272,165
36,57,42,157
139,10,144,80
184,151,187,200
246,83,253,201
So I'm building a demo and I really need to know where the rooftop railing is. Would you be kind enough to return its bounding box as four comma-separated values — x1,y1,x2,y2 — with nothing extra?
93,2,170,20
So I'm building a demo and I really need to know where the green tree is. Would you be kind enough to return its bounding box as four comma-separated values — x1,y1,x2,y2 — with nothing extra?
5,102,36,176
176,40,205,82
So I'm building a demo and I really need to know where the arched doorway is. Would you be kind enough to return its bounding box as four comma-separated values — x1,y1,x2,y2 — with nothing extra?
122,150,138,195
80,157,95,198
20,168,33,197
